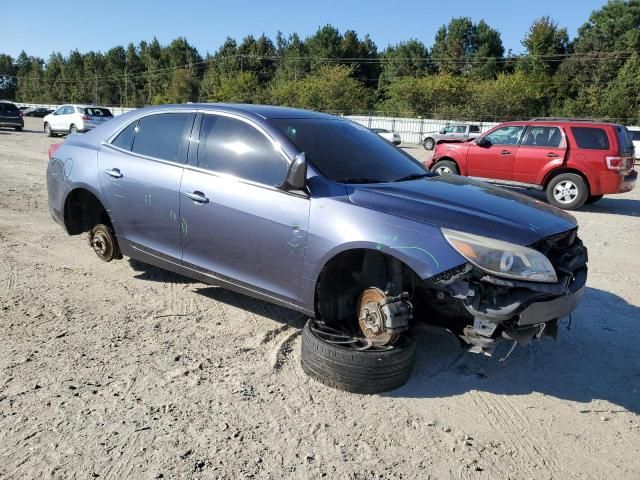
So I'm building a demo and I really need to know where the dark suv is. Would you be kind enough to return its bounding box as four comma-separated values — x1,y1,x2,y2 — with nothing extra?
0,101,24,131
429,119,637,210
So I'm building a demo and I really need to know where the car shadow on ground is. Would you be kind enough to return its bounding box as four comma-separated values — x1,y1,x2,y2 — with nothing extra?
515,189,640,218
127,261,639,413
392,287,640,414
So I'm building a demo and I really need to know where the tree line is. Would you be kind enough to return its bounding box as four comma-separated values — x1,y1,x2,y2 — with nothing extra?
1,0,639,123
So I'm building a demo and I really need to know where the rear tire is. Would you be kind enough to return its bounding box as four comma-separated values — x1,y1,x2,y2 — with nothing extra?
586,195,604,204
44,123,53,137
301,320,416,394
70,124,77,134
423,137,435,150
432,160,459,175
88,224,122,262
546,173,588,210
15,126,22,132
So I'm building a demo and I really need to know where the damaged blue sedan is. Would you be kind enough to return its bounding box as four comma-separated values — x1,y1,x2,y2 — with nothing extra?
46,104,588,393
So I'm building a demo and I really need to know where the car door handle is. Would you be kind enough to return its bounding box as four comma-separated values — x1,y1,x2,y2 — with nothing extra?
546,152,560,158
500,150,511,155
104,168,122,178
183,191,209,204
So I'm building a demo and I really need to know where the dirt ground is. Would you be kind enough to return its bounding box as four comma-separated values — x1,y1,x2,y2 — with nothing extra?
1,117,640,479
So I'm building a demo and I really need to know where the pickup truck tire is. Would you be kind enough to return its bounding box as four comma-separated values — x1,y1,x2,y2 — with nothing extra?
546,173,588,210
586,195,604,204
432,160,459,175
423,137,436,150
301,320,416,394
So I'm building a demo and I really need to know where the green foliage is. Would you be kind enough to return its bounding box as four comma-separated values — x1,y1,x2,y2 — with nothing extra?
1,3,639,124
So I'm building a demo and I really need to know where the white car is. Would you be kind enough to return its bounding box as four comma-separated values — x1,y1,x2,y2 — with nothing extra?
628,127,640,159
371,128,401,145
44,104,113,136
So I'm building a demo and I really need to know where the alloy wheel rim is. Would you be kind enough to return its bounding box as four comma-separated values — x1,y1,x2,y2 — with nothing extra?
435,166,452,175
553,180,579,204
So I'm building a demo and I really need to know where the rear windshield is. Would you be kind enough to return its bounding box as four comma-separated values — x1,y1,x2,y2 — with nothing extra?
0,103,19,113
571,127,610,150
615,125,634,155
80,107,113,117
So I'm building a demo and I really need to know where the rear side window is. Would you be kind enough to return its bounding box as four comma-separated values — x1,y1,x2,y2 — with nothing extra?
523,126,562,148
571,127,610,150
469,125,480,133
197,115,288,186
111,121,137,151
81,107,113,117
1,103,19,113
131,113,193,163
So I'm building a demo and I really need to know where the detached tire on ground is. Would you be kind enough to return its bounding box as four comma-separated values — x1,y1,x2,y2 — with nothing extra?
301,320,416,394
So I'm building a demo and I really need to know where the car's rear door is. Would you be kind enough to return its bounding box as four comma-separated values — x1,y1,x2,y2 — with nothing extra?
466,125,525,180
179,112,310,304
97,112,195,261
513,125,566,184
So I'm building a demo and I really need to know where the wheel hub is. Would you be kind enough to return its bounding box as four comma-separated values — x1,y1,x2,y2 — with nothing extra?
91,232,109,256
553,180,578,203
358,287,413,346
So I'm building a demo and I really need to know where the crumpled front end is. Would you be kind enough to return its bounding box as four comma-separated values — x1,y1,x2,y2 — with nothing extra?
421,228,588,355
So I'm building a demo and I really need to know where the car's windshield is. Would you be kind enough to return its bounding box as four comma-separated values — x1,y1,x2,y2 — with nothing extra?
270,118,428,183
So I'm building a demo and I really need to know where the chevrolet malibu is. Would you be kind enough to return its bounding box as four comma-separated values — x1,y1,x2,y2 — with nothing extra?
46,104,588,393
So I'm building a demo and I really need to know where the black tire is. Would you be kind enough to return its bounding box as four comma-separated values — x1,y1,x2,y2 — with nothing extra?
545,173,588,210
423,137,436,150
15,126,22,132
44,123,53,137
586,195,604,204
301,320,416,394
431,159,459,175
88,224,122,262
70,124,77,134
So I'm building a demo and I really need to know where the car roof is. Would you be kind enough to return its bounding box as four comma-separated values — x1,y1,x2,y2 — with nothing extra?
497,120,619,128
132,103,338,120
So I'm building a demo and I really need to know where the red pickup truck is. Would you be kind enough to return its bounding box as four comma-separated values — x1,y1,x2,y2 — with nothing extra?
427,119,637,210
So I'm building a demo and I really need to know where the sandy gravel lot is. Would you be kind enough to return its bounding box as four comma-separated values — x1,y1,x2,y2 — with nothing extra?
1,117,640,479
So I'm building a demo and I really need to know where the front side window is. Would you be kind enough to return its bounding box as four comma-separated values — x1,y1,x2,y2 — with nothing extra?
54,106,66,115
454,126,466,133
523,127,562,148
131,113,193,163
197,115,288,186
571,127,610,150
270,118,427,183
483,126,525,146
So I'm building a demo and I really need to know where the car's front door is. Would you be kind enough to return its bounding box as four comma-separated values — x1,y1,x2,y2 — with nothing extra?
97,112,195,261
466,125,525,180
50,106,67,131
513,126,566,184
179,112,310,304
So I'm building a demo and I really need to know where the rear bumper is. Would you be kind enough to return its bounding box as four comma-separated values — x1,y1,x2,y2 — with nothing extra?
0,118,24,128
596,169,636,195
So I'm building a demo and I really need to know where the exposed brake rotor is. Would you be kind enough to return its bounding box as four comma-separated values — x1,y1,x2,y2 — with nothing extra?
358,287,413,346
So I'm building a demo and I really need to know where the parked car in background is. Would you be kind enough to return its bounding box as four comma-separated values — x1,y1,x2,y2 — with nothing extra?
23,107,54,118
422,124,481,150
47,104,588,393
628,127,640,159
0,101,24,131
371,127,401,145
428,118,637,210
43,104,113,136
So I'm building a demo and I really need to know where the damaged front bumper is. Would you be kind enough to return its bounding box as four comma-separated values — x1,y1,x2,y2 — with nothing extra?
425,229,588,355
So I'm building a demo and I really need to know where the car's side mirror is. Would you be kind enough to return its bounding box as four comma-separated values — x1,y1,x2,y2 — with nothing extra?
279,152,307,192
475,137,490,147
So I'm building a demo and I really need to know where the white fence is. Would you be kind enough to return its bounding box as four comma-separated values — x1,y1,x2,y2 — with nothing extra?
15,102,498,144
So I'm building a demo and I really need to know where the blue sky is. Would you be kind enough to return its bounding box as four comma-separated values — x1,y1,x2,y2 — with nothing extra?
4,0,607,59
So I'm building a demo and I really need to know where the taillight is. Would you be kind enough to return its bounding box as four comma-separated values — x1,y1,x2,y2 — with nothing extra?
606,156,623,170
81,115,91,120
48,143,62,160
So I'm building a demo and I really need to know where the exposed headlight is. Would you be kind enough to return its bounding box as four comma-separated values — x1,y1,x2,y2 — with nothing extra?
441,228,557,283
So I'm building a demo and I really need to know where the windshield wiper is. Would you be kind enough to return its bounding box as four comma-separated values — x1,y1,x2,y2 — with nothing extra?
341,177,386,184
393,173,431,182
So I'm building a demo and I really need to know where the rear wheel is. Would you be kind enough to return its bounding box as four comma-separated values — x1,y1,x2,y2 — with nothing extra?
423,137,435,150
432,159,459,175
586,195,604,204
14,126,22,132
69,124,77,134
88,224,121,262
44,123,53,137
546,173,588,210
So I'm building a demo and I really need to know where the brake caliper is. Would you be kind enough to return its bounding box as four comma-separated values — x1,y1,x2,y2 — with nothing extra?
358,287,413,346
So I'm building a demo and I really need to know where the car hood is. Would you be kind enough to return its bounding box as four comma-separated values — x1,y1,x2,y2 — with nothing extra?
347,175,577,245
